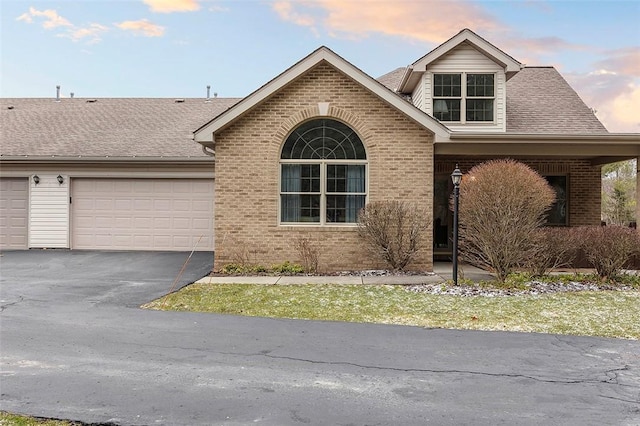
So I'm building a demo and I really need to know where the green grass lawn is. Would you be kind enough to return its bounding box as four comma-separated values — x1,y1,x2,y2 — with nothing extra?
0,412,78,426
143,284,640,339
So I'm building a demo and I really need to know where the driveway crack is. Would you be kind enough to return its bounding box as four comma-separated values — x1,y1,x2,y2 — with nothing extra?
0,296,24,312
251,353,638,387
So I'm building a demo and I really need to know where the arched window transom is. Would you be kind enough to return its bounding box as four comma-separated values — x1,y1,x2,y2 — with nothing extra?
280,119,367,225
281,119,367,160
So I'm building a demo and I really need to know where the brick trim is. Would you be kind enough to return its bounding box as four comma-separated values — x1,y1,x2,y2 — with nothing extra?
273,106,373,153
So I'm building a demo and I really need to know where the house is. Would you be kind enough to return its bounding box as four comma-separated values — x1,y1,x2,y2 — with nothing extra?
2,29,638,272
193,29,639,271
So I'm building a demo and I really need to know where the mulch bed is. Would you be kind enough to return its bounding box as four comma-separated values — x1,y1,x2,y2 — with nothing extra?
407,281,637,297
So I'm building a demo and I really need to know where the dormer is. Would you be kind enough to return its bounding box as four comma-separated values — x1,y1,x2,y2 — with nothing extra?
398,29,523,132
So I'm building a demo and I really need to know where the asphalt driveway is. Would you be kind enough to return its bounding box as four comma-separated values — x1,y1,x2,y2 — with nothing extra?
1,250,639,425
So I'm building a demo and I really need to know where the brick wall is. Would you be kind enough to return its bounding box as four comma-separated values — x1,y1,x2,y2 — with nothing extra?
214,63,435,272
436,157,602,226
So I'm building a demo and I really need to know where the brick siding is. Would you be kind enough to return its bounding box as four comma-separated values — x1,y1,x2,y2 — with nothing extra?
214,63,435,272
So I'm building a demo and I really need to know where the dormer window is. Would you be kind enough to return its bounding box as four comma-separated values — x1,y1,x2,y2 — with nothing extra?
433,73,494,122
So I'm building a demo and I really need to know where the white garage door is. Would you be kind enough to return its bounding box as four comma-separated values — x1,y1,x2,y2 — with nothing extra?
72,178,214,251
0,178,29,250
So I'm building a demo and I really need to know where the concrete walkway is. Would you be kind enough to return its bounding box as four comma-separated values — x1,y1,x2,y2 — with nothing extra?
196,262,495,285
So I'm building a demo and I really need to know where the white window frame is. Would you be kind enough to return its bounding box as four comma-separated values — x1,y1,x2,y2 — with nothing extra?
432,72,496,123
279,159,368,226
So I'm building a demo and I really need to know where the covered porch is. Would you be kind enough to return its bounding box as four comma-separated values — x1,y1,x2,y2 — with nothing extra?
432,133,640,259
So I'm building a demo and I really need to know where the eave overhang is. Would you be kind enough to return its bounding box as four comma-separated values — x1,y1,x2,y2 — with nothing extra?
436,133,640,166
193,46,451,145
0,156,215,165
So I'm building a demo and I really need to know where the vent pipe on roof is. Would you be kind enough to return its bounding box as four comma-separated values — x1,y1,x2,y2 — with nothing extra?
55,85,61,102
214,92,218,98
206,85,211,103
70,92,74,99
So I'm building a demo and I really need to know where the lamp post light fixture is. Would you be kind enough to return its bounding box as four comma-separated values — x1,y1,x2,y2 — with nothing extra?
451,165,463,286
57,175,64,185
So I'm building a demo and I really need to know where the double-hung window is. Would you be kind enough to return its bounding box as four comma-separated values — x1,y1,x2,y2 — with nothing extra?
433,73,495,122
280,119,367,225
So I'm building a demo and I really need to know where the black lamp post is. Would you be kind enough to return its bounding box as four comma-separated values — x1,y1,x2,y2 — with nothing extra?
451,165,462,286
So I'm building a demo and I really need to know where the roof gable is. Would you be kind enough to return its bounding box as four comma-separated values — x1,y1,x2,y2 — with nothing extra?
399,28,522,93
194,46,450,143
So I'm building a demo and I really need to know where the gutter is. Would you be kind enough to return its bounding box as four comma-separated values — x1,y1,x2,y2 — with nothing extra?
201,134,216,157
396,66,414,94
0,156,216,164
445,132,640,144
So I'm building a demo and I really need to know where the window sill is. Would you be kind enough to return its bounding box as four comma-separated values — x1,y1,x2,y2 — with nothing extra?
279,224,359,231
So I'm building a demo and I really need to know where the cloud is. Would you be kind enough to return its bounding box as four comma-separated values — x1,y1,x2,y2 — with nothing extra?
59,23,110,44
143,0,200,13
17,7,108,44
272,0,500,42
565,45,640,133
16,7,72,29
568,70,640,133
115,19,165,37
273,1,317,28
595,47,640,76
501,36,586,58
208,4,230,13
595,82,640,133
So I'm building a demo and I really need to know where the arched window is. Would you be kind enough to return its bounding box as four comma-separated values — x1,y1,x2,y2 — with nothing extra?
280,119,367,224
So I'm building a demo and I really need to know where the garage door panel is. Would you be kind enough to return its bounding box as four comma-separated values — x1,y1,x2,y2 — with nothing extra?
154,199,171,210
192,200,210,212
0,178,28,249
72,178,213,251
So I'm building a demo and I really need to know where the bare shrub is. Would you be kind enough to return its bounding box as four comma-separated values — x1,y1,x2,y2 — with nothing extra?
575,225,640,279
229,239,252,266
357,201,429,271
294,236,320,274
458,159,556,282
526,227,578,277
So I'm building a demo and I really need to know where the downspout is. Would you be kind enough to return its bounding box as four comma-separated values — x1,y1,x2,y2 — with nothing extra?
202,133,216,157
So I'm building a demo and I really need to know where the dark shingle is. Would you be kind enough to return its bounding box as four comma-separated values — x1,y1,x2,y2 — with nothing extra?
0,97,240,158
377,67,407,92
506,67,608,134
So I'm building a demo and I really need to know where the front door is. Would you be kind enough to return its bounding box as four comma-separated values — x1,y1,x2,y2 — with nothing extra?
433,173,453,257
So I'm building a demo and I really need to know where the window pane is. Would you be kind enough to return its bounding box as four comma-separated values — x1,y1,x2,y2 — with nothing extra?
281,164,320,192
433,74,461,97
466,99,493,121
281,194,320,222
467,74,494,97
433,99,461,121
326,195,365,223
545,176,567,225
326,165,365,193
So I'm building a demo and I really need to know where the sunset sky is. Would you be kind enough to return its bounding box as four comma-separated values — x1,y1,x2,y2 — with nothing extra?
1,0,638,133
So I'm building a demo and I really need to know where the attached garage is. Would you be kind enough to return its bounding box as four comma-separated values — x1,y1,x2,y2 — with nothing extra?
71,178,214,251
2,97,239,252
0,177,28,250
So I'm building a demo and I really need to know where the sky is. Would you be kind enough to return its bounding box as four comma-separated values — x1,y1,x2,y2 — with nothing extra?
1,0,639,133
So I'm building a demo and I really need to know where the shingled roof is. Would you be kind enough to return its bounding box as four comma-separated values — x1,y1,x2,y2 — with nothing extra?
505,67,608,134
0,97,240,159
376,67,407,93
1,64,610,161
